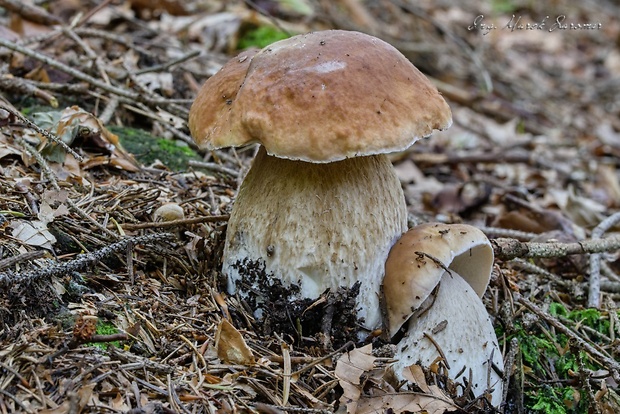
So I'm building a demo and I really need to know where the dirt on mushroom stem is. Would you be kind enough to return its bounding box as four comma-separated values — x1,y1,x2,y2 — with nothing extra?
230,257,361,348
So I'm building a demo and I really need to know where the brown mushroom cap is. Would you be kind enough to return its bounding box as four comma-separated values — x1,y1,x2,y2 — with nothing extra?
382,223,494,337
188,48,257,149
188,30,452,162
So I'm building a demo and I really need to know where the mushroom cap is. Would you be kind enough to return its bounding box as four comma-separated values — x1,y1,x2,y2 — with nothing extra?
382,223,494,337
188,30,452,163
153,202,185,222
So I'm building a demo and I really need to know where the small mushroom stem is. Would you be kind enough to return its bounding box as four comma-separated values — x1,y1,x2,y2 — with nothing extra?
391,270,504,406
223,146,407,330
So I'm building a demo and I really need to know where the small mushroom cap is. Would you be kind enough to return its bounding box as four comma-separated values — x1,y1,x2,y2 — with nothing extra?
188,30,452,163
382,223,494,337
153,203,185,222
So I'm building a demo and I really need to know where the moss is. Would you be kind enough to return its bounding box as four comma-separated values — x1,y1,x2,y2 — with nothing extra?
502,303,612,413
528,385,579,414
237,25,290,49
109,126,201,171
89,321,121,350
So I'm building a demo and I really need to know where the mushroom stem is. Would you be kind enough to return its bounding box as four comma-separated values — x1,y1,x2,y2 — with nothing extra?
391,269,504,406
223,146,407,330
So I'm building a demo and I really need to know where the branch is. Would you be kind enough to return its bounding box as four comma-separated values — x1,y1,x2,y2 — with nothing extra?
0,0,62,25
0,233,176,289
0,37,140,101
118,215,229,230
0,37,182,112
588,212,620,308
491,236,620,261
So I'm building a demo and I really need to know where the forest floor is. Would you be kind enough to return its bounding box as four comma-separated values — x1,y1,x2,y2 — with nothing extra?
1,0,620,413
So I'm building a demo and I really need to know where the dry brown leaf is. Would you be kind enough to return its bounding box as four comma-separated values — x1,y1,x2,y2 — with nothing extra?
35,106,140,172
9,14,54,38
73,314,97,342
137,73,174,96
215,318,255,365
402,364,431,394
493,210,544,233
336,351,457,414
39,196,69,224
483,118,528,147
395,159,444,200
597,123,620,148
430,182,490,215
0,25,20,41
182,12,241,50
335,344,377,413
355,387,456,414
54,106,115,152
335,344,377,385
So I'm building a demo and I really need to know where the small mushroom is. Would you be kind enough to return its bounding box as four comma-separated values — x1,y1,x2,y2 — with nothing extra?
189,30,451,331
153,203,185,222
382,223,504,406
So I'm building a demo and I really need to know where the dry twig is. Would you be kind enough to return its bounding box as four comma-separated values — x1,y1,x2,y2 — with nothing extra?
0,0,61,25
492,236,620,261
588,212,620,308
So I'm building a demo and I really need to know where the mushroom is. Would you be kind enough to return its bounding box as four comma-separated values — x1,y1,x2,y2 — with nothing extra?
188,30,451,331
153,203,185,222
382,223,504,406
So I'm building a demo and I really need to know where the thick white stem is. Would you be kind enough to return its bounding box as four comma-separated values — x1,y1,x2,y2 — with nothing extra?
223,146,407,330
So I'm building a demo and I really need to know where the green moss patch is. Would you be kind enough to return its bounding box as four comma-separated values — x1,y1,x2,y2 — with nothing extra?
109,126,201,171
238,26,290,49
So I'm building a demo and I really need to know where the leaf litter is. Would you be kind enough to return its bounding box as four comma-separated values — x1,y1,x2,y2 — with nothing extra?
0,0,620,413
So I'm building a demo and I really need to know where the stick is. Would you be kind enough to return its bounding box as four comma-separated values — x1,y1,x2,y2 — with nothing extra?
0,233,175,289
588,212,620,308
491,236,620,261
118,215,229,230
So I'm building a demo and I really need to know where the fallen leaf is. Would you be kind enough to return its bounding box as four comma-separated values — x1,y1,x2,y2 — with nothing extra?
402,364,431,393
335,344,377,413
355,387,457,414
39,189,70,223
10,220,56,249
597,123,620,148
137,73,174,96
215,319,255,365
33,106,140,171
0,142,22,160
82,155,141,172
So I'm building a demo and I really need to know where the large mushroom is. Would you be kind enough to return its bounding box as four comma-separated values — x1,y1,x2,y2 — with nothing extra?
382,223,504,406
188,30,451,332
